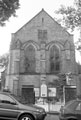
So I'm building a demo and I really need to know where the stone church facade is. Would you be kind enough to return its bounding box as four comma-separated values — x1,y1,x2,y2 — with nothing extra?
6,9,78,102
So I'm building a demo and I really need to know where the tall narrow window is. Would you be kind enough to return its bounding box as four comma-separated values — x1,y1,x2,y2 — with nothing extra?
24,45,36,73
38,30,42,39
43,30,47,40
50,45,60,73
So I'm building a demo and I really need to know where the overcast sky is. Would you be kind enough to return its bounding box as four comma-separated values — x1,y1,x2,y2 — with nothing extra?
0,0,80,63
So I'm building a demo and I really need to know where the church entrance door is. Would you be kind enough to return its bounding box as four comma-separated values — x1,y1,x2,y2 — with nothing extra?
22,85,35,104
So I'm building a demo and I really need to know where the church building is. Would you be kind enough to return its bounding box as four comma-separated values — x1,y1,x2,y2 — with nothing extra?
6,9,78,103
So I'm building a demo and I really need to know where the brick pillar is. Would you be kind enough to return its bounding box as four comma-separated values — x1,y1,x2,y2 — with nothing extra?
40,43,46,74
36,50,40,73
40,42,47,97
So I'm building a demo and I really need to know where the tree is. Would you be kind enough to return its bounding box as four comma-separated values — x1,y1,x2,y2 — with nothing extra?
55,0,81,50
48,74,66,101
55,0,81,31
0,0,20,26
0,53,9,67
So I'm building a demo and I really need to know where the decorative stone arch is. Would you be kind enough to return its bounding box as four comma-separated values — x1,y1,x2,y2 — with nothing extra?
46,41,63,51
22,40,40,50
49,44,60,53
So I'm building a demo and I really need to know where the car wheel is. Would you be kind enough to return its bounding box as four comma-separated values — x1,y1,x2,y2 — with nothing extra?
19,114,34,120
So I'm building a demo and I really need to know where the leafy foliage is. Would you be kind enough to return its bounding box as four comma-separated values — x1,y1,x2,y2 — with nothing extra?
0,53,9,67
55,0,81,31
48,74,66,101
75,38,81,50
0,0,20,26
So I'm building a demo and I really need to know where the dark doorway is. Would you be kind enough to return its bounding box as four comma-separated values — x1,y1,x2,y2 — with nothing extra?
65,86,76,103
22,85,35,104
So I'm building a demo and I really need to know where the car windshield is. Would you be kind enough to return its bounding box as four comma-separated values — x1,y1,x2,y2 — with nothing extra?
65,100,76,107
11,94,29,104
65,100,80,110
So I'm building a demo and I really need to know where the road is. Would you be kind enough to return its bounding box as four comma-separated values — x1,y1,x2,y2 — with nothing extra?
45,114,59,120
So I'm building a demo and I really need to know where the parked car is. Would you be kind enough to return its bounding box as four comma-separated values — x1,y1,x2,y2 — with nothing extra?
59,99,81,120
0,92,46,120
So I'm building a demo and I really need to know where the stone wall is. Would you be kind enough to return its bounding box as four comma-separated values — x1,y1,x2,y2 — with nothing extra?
6,9,77,96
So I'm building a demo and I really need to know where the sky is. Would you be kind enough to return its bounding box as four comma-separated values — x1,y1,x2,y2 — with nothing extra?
0,0,81,63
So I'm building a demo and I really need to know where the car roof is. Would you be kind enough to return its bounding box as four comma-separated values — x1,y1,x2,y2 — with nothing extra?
0,91,11,95
65,99,81,109
66,99,81,104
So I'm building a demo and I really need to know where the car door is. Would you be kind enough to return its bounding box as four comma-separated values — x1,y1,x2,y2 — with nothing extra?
75,102,81,120
0,93,19,119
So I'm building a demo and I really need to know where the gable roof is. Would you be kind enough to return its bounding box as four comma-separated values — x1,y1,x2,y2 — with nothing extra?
14,9,73,36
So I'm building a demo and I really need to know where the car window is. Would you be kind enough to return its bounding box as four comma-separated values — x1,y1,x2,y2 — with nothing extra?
0,94,15,104
76,103,81,111
65,100,78,110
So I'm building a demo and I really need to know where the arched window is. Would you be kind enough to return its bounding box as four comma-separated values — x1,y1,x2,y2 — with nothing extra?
24,45,36,73
50,45,60,73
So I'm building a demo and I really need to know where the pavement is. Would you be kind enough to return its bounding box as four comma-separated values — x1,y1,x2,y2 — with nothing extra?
35,102,63,115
